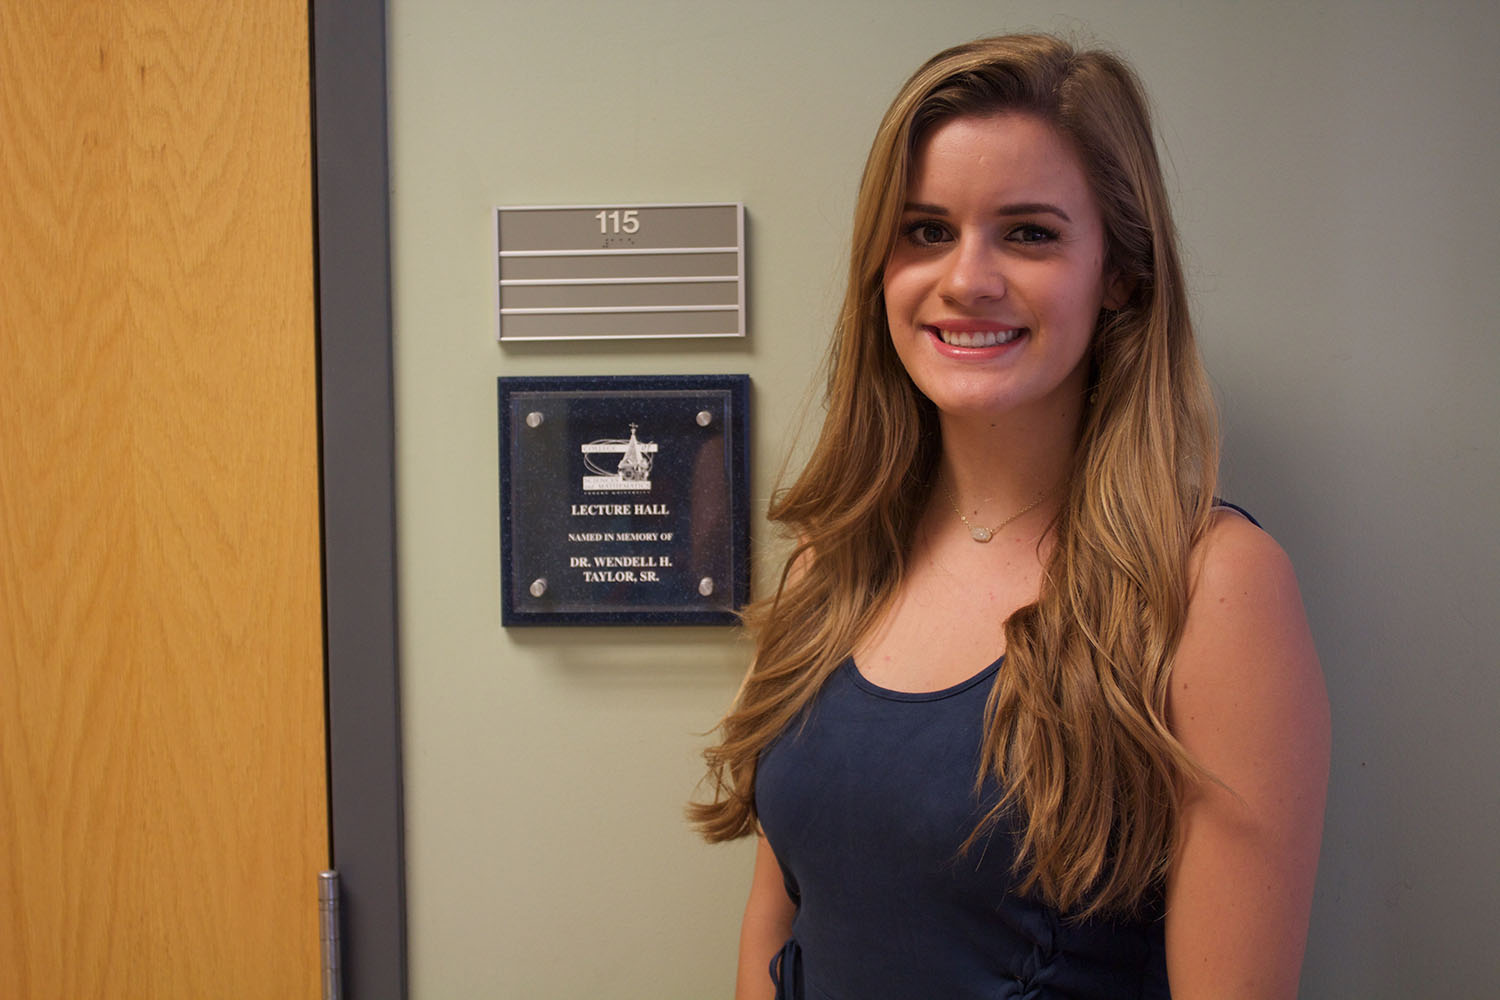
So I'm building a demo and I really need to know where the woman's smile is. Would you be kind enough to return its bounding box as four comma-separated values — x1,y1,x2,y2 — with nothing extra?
926,322,1027,350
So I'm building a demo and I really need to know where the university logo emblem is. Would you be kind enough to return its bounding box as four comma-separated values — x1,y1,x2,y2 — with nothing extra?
581,423,657,492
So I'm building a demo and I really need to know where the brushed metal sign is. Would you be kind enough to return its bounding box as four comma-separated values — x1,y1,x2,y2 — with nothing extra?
495,202,745,341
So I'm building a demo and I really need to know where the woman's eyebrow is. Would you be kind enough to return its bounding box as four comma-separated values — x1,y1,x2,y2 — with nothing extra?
996,201,1073,222
901,200,1074,222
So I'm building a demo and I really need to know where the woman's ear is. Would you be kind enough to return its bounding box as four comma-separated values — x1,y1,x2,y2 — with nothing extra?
1103,270,1133,310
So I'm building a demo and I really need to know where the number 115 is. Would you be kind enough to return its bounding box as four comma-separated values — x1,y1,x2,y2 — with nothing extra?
595,209,640,234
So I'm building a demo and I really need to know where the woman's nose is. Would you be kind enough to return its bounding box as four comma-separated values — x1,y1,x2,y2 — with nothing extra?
938,237,1006,304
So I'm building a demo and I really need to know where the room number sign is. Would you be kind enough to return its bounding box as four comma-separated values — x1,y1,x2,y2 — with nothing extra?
495,202,746,341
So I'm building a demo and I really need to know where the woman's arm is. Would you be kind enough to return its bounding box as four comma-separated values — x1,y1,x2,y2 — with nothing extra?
736,834,797,1000
1164,514,1331,999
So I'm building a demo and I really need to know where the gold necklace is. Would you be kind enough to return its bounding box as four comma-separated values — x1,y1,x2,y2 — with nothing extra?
939,475,1058,543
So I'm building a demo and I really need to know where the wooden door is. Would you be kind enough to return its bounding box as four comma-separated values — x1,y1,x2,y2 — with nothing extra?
0,2,328,997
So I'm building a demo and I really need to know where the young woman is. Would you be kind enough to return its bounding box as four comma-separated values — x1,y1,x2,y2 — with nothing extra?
691,34,1329,1000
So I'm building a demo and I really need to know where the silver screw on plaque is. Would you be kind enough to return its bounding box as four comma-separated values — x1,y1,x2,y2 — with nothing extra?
525,411,544,428
696,410,713,427
698,577,715,597
529,578,547,597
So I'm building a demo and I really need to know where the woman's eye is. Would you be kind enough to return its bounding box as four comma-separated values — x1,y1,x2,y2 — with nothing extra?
902,221,951,246
1009,224,1058,244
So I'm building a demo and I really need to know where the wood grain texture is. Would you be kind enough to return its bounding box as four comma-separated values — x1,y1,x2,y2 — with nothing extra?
0,2,327,997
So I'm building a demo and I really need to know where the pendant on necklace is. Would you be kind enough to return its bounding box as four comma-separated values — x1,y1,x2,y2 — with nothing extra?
969,525,993,543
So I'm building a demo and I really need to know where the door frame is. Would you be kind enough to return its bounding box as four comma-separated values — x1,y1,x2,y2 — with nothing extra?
312,2,407,997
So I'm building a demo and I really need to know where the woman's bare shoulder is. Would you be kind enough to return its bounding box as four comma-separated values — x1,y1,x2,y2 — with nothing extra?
1176,507,1322,730
1189,506,1297,611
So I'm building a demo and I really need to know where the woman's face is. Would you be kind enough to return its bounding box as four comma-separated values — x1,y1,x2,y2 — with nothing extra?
883,113,1122,426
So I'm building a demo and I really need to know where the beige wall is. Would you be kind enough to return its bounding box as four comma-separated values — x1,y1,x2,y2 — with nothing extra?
387,1,1500,995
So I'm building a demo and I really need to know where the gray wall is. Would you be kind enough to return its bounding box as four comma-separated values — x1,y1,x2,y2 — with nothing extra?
386,1,1500,995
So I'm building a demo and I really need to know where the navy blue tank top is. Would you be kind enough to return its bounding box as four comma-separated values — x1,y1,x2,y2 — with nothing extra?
756,656,1170,1000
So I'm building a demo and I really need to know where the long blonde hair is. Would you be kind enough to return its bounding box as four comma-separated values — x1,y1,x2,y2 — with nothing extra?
690,34,1219,918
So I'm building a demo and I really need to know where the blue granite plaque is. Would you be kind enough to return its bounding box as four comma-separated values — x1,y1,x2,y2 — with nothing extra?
498,375,750,626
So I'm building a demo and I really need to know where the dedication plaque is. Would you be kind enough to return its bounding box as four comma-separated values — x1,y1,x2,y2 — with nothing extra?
498,375,750,626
